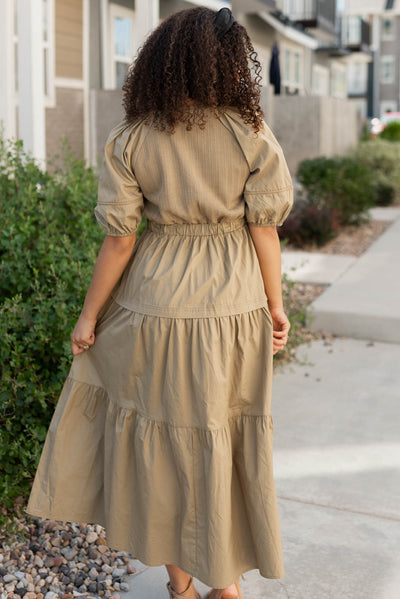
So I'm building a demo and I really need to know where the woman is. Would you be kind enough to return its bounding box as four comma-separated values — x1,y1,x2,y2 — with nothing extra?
26,7,293,599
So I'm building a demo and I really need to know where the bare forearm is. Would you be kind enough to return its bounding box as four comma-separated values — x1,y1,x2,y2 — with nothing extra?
81,234,137,321
248,225,283,310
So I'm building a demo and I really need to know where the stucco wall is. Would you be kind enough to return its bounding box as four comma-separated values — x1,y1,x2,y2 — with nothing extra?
90,89,125,167
46,87,84,164
272,96,358,176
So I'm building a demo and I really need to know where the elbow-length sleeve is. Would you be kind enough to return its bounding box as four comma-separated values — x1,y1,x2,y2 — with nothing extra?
94,123,144,236
226,115,293,227
243,121,293,227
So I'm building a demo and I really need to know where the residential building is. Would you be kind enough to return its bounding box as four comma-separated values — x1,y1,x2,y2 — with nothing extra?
0,0,359,172
342,0,400,117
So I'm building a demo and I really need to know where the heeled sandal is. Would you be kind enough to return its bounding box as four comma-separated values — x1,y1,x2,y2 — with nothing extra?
166,575,202,599
205,574,246,599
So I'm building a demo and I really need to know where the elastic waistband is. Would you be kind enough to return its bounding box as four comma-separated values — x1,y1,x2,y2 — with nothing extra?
147,217,246,236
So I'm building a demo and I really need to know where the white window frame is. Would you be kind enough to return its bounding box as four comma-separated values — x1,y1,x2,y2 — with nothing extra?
12,0,18,97
42,0,55,107
312,64,329,96
282,45,304,91
330,62,347,99
109,3,135,90
381,16,395,41
380,55,395,85
346,16,361,45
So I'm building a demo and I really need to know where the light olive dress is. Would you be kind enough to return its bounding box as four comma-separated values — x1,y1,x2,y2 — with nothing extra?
26,106,293,588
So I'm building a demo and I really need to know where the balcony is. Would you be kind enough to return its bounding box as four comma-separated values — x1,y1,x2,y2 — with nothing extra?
286,0,337,40
340,16,371,53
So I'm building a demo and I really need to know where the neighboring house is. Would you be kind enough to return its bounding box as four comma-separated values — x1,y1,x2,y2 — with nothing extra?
0,0,358,169
342,0,400,117
0,0,159,164
339,13,372,120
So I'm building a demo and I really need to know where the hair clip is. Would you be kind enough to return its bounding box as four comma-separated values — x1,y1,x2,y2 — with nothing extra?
214,7,235,38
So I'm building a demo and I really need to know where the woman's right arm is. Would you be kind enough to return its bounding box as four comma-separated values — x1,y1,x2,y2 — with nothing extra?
70,234,136,355
248,224,290,355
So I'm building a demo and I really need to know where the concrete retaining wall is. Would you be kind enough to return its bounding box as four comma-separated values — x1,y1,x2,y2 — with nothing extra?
272,96,359,176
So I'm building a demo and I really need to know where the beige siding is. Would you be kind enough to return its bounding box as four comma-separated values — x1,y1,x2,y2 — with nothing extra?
55,0,83,79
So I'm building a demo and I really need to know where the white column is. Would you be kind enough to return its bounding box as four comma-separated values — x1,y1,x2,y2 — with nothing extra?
17,0,46,162
133,0,159,58
0,0,16,140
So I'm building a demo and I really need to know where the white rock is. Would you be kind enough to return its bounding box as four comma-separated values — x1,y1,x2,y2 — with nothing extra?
45,592,59,599
14,571,26,580
86,531,98,544
34,556,44,568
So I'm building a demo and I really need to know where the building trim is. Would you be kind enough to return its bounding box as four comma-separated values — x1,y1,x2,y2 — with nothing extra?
43,0,56,108
259,11,319,49
0,0,16,139
83,0,90,162
55,77,84,89
185,0,232,10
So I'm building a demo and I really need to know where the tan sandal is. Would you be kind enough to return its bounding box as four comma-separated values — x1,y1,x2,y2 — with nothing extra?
205,574,245,599
166,575,202,599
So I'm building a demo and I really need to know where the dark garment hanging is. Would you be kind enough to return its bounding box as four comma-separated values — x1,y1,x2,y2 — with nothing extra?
269,42,281,95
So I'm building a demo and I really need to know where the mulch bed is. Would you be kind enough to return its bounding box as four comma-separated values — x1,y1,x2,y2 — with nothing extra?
284,219,390,257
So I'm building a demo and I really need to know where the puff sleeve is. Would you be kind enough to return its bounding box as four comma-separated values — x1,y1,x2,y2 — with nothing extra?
94,123,144,236
241,121,293,227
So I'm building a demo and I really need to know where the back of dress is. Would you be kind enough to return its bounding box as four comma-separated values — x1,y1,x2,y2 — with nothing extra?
26,104,294,589
94,106,293,318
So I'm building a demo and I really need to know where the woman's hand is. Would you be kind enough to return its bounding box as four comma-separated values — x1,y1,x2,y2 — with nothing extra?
269,307,290,355
71,313,97,355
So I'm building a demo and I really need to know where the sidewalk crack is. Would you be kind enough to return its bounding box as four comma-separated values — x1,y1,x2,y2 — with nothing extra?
277,494,400,522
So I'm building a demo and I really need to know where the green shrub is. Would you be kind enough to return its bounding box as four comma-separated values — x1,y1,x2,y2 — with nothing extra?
0,137,105,519
380,121,400,142
349,140,400,204
278,199,338,247
297,155,375,225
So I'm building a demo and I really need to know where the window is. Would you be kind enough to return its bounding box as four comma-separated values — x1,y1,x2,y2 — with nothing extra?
312,64,329,96
42,0,55,106
293,52,300,85
382,17,394,40
347,16,361,45
347,61,367,95
110,5,134,90
381,56,395,84
331,63,347,98
282,47,303,91
380,101,397,116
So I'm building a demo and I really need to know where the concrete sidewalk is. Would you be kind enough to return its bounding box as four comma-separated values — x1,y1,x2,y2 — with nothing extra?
120,339,400,599
308,211,400,343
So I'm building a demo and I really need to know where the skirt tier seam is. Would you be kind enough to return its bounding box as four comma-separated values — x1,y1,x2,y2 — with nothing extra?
109,295,269,319
68,375,273,432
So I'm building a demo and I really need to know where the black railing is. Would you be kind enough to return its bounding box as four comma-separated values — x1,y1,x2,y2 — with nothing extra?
290,0,336,28
341,16,370,47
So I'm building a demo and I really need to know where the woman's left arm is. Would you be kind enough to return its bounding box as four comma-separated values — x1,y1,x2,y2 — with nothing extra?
71,234,136,355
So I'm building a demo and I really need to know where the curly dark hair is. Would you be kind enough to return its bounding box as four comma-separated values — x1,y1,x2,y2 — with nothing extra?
122,7,264,133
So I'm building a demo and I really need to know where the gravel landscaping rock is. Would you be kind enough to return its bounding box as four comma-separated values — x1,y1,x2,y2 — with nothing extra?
0,517,136,599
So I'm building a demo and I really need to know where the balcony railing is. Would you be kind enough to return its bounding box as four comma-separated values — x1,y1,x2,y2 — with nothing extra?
288,0,336,27
340,16,370,49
